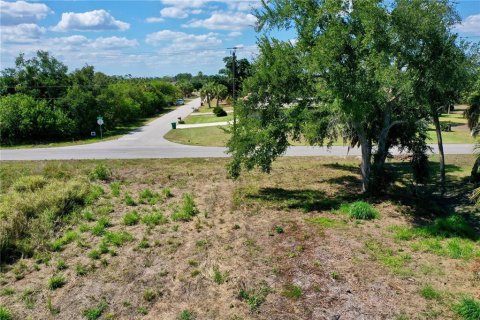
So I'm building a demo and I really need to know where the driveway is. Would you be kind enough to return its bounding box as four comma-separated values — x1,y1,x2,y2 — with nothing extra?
0,98,475,161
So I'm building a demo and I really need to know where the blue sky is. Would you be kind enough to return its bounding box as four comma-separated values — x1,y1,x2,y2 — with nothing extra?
1,0,479,77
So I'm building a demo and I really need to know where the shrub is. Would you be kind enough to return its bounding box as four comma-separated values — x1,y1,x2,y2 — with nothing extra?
89,164,111,181
123,211,140,226
213,106,227,117
341,201,379,220
0,305,13,320
454,297,480,320
48,274,66,290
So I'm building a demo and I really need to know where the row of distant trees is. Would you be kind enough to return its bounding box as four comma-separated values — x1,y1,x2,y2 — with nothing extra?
0,52,252,145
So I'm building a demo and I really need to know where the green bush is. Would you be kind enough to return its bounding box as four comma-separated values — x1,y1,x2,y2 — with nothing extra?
0,305,13,320
213,106,228,117
83,301,108,320
454,297,480,320
123,211,140,226
341,201,379,220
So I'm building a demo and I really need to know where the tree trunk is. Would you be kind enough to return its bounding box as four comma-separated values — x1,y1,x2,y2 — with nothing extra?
357,132,372,193
207,94,211,108
216,96,219,108
471,157,480,182
432,115,446,195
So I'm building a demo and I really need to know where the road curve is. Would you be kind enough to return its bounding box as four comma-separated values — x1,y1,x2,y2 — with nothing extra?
0,98,475,161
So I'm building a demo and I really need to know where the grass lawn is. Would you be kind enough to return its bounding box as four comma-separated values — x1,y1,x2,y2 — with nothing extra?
0,155,478,319
0,107,177,150
165,111,475,147
164,126,230,146
184,113,233,124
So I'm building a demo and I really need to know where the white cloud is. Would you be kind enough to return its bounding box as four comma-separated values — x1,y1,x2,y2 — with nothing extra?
145,17,164,23
0,0,52,25
160,7,188,19
52,9,129,32
160,0,260,11
145,30,221,50
228,31,242,38
456,14,480,35
0,23,46,43
182,11,257,31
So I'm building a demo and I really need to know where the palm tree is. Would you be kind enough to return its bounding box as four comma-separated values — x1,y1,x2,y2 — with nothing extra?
213,84,228,108
201,82,215,108
465,81,480,182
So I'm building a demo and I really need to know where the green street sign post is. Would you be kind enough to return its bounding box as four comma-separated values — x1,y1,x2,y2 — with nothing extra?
97,116,104,139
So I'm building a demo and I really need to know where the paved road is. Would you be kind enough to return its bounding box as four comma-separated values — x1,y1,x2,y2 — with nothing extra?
0,98,475,161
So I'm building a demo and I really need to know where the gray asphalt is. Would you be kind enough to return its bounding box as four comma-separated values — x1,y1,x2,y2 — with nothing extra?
0,98,475,161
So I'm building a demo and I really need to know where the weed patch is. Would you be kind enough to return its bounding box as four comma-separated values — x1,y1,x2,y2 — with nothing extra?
364,240,412,276
48,274,66,290
454,297,480,320
238,281,271,312
340,201,379,220
123,210,140,226
282,284,302,299
83,300,108,320
0,305,13,320
171,193,198,221
142,211,167,226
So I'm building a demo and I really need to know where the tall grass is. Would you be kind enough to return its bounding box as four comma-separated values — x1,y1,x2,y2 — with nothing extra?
0,176,94,261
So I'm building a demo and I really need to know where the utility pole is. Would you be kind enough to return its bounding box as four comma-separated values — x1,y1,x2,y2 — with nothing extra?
228,47,238,135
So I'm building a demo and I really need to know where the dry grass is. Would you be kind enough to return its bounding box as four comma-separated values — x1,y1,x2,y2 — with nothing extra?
0,155,478,319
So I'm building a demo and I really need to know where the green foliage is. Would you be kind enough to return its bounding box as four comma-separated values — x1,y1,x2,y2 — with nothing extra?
91,217,111,236
179,310,195,320
139,188,161,205
420,284,442,301
56,259,67,270
274,226,284,234
365,240,412,276
48,274,66,290
171,193,198,221
238,281,271,311
124,194,136,206
89,164,111,181
340,201,379,220
123,210,140,226
142,211,168,226
88,249,101,260
103,231,133,247
110,182,121,197
282,284,302,299
0,305,13,320
162,187,173,198
454,297,480,320
0,50,181,144
143,289,156,302
212,266,227,284
75,264,89,276
83,301,108,320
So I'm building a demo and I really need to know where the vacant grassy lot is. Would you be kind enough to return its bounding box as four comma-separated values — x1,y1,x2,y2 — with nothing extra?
0,155,479,319
165,110,475,147
184,114,233,125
